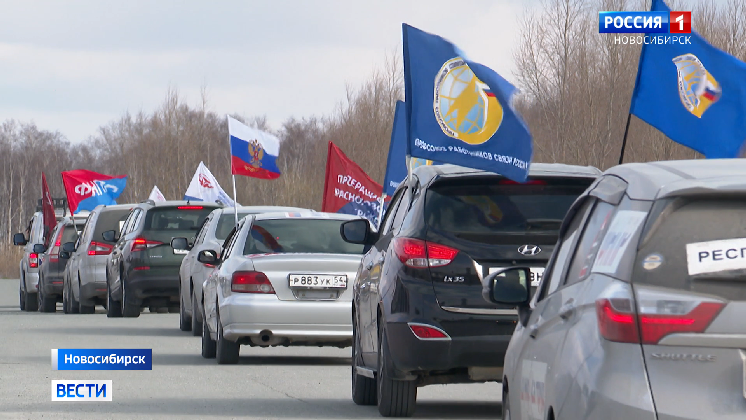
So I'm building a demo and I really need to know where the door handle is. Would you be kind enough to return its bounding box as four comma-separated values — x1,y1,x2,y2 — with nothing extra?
360,282,368,290
365,262,373,270
377,256,385,264
559,299,576,320
529,324,539,339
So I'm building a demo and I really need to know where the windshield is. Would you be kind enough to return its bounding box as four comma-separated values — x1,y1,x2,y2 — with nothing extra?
243,219,365,255
424,177,591,237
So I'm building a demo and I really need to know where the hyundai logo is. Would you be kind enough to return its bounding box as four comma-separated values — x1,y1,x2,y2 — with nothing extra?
518,245,541,256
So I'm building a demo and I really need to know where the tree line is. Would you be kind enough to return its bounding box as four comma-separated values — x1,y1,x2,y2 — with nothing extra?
1,0,743,277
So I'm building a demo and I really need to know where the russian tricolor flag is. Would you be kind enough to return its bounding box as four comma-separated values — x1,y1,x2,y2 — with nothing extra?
228,116,281,180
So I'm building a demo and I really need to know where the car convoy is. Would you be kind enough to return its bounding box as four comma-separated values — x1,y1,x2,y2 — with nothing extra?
11,159,746,418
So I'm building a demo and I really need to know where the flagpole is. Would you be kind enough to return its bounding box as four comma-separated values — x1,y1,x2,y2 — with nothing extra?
406,155,412,178
376,193,386,229
227,119,239,227
618,113,632,165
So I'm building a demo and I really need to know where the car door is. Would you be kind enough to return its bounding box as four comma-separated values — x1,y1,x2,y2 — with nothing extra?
182,214,211,311
358,187,407,365
510,196,594,420
109,209,138,294
203,224,242,335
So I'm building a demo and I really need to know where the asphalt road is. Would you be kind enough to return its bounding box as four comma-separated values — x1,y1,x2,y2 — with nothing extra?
0,279,502,419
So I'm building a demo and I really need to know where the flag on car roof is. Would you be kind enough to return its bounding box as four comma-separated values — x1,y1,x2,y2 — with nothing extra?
322,141,385,225
402,23,533,183
630,0,746,158
41,172,57,246
61,169,127,214
383,100,436,197
148,185,166,202
228,116,281,179
184,162,235,206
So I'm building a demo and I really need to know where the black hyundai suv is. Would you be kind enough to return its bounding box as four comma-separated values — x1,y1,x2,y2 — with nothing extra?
104,200,220,318
340,163,600,417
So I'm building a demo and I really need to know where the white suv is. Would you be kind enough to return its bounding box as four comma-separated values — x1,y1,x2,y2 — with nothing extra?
13,212,45,311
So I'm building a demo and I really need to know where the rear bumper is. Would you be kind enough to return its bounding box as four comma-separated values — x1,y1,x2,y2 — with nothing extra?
219,294,352,342
40,277,64,296
385,320,511,376
23,271,39,292
126,269,180,301
79,281,107,303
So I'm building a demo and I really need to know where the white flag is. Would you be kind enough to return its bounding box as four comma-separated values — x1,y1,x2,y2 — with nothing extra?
148,185,166,202
184,162,236,206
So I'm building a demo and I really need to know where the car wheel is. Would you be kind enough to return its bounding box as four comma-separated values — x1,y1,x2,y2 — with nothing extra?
377,321,417,417
502,380,511,420
352,316,376,405
19,279,26,311
38,281,56,313
201,306,216,359
216,311,240,364
62,280,69,314
106,274,122,318
179,282,192,331
191,290,202,337
121,272,140,318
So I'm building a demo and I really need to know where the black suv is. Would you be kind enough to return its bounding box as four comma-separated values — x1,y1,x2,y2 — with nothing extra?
340,163,600,417
37,218,85,312
104,200,221,318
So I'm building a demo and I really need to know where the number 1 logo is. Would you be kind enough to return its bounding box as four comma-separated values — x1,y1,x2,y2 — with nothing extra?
670,11,691,34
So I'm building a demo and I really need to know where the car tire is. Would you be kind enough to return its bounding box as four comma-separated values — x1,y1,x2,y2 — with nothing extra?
38,282,56,313
179,286,192,332
106,275,122,318
121,273,140,318
502,379,511,420
352,316,376,405
19,279,26,311
201,306,217,359
62,280,70,314
216,311,240,364
191,290,202,337
377,322,417,417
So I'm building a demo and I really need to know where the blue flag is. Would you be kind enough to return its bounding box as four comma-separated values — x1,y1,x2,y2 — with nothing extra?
402,24,533,182
630,0,746,158
383,101,408,197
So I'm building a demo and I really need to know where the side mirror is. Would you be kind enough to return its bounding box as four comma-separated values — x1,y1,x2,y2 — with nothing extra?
340,219,377,245
13,233,27,246
33,244,47,254
482,266,531,306
197,250,219,265
171,237,189,250
102,230,117,242
61,242,76,253
59,251,71,259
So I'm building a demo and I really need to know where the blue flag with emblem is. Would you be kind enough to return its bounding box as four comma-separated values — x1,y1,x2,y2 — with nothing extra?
630,0,746,158
402,23,533,183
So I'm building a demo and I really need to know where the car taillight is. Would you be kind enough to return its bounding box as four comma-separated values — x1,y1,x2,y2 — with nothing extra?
131,237,164,252
596,283,725,345
408,323,450,340
88,241,114,256
29,252,39,268
498,179,547,185
392,238,459,268
231,271,275,294
178,206,203,210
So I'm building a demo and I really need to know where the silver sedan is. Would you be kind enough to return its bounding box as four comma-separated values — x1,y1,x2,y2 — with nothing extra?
200,211,366,364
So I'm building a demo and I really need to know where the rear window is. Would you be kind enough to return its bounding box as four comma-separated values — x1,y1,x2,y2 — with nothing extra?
215,212,253,240
143,207,214,232
635,197,746,300
94,209,132,244
243,219,365,255
424,177,592,240
61,223,84,245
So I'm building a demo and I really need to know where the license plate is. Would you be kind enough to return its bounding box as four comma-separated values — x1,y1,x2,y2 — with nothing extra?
173,249,189,255
289,274,347,289
489,267,545,287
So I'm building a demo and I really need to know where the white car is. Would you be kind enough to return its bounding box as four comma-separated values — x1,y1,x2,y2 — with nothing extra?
200,211,367,364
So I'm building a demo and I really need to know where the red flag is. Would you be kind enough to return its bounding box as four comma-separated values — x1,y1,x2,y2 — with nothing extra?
321,142,385,223
41,173,57,246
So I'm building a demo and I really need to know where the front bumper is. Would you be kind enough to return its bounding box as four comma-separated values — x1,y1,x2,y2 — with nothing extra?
219,294,352,343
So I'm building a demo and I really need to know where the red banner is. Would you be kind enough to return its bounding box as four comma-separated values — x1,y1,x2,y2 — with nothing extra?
41,173,57,246
322,142,385,223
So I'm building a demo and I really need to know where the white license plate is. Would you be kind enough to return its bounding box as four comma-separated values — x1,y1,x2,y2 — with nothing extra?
289,274,347,289
489,267,545,287
173,249,189,255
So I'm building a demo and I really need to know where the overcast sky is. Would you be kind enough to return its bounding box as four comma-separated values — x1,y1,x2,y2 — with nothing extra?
0,0,541,143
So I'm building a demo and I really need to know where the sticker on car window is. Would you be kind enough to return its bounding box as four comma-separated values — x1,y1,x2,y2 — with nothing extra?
592,210,647,274
686,238,746,275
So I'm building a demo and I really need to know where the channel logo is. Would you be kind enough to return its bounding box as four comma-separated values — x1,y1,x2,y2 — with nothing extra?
599,11,691,33
51,380,112,401
51,349,152,370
